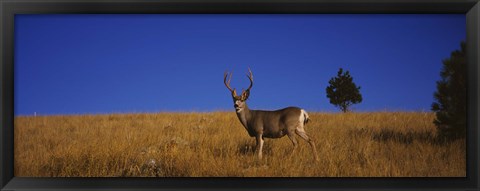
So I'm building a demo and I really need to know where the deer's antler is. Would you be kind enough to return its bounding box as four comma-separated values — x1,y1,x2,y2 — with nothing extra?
245,68,253,92
224,71,234,93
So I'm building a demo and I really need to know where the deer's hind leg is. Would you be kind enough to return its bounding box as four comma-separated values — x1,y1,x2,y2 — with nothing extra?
287,131,298,155
295,126,319,161
287,132,298,148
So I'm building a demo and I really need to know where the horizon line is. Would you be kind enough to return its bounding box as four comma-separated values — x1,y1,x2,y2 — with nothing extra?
15,109,436,117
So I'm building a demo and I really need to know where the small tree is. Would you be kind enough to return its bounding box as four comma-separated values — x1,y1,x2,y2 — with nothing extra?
431,42,467,141
326,68,362,112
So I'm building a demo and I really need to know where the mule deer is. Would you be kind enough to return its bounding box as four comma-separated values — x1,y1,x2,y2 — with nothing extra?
224,68,319,161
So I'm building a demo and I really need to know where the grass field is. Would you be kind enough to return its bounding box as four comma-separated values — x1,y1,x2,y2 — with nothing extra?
14,112,465,177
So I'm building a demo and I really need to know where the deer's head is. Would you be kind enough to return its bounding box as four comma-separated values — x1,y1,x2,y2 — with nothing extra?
224,68,253,112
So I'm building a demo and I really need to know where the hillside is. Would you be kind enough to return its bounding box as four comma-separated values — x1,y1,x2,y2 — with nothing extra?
14,112,465,177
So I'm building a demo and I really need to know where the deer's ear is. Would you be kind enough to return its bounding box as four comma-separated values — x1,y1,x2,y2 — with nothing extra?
231,89,237,97
241,90,250,101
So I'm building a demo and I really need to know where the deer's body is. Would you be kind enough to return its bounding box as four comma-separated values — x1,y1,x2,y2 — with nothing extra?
224,69,319,161
235,106,306,138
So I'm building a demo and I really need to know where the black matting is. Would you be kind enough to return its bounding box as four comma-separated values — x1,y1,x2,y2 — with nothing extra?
1,0,479,190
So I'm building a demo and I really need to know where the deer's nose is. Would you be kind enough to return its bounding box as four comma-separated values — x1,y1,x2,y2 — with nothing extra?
234,103,239,107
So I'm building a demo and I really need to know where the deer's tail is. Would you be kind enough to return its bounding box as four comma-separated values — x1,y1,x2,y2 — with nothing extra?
301,109,310,125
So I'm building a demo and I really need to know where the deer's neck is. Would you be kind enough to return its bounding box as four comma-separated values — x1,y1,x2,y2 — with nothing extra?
236,103,251,129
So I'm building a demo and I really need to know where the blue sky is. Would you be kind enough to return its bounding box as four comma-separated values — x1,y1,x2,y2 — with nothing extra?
14,14,465,115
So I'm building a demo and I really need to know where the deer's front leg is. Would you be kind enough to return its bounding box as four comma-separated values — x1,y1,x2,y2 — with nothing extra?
255,134,264,160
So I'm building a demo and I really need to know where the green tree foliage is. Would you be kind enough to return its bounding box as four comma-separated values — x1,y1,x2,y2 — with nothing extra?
326,68,363,112
431,42,467,141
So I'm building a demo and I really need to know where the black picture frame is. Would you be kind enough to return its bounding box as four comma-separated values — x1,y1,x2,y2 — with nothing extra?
1,0,479,190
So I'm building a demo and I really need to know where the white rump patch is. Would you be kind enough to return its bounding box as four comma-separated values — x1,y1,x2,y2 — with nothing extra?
299,109,310,126
299,110,305,123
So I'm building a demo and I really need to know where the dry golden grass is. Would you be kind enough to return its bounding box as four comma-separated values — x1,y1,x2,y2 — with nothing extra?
14,112,465,177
